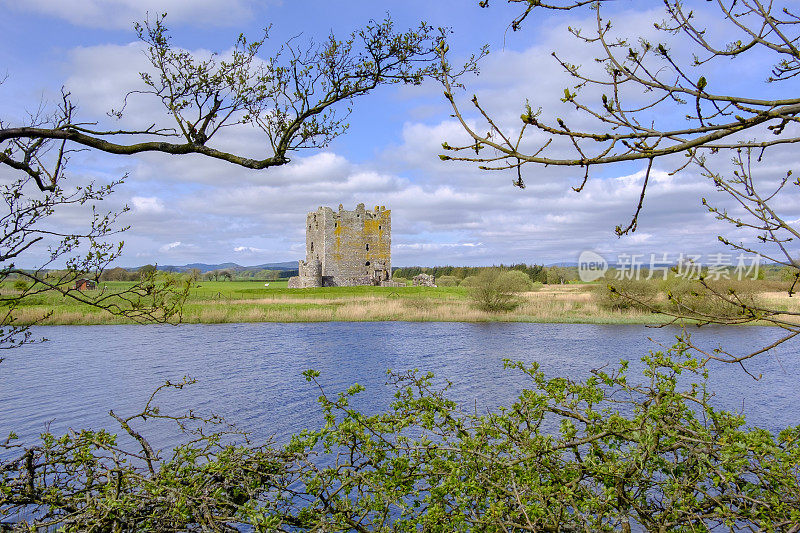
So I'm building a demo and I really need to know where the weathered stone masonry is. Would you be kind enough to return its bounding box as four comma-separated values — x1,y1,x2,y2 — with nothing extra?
288,204,401,288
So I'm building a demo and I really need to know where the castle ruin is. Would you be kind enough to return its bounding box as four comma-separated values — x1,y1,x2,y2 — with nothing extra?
288,204,402,288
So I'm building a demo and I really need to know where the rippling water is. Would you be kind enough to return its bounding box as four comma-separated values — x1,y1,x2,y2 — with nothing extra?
1,322,797,453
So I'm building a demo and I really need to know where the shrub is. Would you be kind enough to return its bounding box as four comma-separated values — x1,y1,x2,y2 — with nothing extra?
6,345,797,531
545,266,576,284
469,269,524,312
497,270,533,291
596,276,766,318
459,276,480,287
781,266,799,283
100,267,136,281
595,278,658,311
436,275,459,287
13,279,28,292
662,277,763,319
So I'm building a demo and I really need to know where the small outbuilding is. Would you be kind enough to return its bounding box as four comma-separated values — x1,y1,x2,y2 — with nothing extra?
75,278,97,291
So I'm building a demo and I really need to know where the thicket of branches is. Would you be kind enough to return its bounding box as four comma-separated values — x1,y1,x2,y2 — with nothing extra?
3,2,800,531
440,0,800,365
4,345,800,531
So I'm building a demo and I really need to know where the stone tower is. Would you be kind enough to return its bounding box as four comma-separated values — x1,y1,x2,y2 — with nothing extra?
288,203,399,288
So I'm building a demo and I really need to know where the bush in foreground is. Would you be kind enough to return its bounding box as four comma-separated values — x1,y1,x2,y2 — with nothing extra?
469,268,530,312
2,343,798,531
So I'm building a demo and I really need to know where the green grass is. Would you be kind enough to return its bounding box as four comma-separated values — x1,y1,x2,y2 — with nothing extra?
190,280,290,298
0,280,473,325
187,281,466,300
3,279,797,326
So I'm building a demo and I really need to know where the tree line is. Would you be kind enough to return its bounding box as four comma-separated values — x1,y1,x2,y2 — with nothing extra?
393,264,582,285
394,263,547,283
94,266,296,282
199,268,293,282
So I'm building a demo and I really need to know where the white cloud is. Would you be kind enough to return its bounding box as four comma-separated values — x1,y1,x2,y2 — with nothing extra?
63,42,166,139
234,246,266,254
85,135,795,267
627,233,654,245
10,3,798,269
131,196,165,213
159,241,182,252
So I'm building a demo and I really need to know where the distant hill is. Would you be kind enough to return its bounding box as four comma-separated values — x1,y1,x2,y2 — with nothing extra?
250,261,301,271
124,261,299,273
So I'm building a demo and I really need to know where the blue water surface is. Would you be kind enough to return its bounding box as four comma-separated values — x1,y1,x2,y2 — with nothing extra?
0,322,796,454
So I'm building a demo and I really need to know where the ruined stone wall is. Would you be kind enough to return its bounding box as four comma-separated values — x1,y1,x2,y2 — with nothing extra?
323,203,391,286
289,258,322,288
412,273,436,287
305,209,329,269
289,203,392,287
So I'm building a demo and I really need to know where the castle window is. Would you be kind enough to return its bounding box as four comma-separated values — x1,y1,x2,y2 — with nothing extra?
365,243,369,251
365,261,370,266
378,225,381,230
310,242,314,252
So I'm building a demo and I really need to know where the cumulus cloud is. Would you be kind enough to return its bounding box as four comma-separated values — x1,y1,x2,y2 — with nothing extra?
82,138,789,267
159,241,182,252
12,4,795,269
131,196,165,213
5,0,273,29
234,246,267,254
64,43,152,125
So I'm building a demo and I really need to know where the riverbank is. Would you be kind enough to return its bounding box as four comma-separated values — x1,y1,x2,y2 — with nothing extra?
5,281,799,326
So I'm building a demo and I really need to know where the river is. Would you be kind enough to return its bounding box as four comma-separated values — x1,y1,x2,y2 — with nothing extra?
1,322,797,454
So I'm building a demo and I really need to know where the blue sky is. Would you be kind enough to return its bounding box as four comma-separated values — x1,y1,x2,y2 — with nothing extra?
1,1,797,268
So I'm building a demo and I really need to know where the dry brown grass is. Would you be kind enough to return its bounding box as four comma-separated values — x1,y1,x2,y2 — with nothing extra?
513,289,660,323
12,284,800,326
758,291,800,325
7,286,659,325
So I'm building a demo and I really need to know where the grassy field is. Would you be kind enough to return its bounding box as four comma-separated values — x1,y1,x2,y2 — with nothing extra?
5,279,799,326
